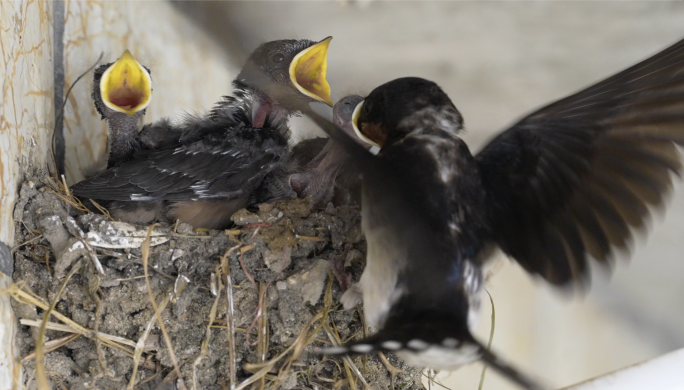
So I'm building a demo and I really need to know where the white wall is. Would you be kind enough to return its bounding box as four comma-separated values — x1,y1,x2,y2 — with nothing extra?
0,1,236,387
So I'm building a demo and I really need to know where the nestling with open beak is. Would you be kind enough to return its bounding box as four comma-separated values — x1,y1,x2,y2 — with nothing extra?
308,37,684,390
72,38,333,229
295,94,369,207
92,50,152,168
252,95,367,208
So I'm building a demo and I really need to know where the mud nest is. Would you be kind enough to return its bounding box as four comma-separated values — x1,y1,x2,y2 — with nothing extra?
9,170,423,390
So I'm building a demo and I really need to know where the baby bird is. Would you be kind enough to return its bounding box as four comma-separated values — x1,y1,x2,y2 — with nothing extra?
91,50,152,168
291,95,367,206
250,95,367,208
72,38,333,229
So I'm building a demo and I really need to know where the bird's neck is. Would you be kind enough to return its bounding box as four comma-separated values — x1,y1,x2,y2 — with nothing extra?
106,113,142,168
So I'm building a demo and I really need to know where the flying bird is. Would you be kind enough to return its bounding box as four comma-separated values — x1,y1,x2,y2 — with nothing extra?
292,37,684,389
72,38,333,229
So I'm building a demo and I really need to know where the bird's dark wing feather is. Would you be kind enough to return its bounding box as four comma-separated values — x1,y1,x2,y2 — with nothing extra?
476,37,684,286
72,126,288,202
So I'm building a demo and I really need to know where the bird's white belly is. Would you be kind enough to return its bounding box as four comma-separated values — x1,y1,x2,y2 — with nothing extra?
357,227,404,328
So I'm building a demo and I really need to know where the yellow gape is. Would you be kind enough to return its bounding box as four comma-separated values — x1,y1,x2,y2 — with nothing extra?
352,100,381,148
100,50,152,115
289,37,333,106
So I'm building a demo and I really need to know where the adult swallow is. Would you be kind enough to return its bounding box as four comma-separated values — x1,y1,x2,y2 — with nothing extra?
72,38,333,229
299,38,684,390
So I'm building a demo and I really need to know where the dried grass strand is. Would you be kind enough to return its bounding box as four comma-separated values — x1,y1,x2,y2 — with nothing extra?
141,224,187,390
19,319,136,354
35,261,82,390
220,244,240,390
21,334,80,363
90,199,114,221
192,264,223,390
126,276,188,389
477,290,496,390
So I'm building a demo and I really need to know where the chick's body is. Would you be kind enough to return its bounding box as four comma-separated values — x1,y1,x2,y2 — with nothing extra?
73,38,333,229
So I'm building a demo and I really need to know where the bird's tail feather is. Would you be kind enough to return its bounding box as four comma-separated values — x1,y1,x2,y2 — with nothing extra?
317,335,547,390
475,340,547,390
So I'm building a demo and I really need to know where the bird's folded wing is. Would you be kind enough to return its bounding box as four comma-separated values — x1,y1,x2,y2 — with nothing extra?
71,138,285,202
476,37,684,286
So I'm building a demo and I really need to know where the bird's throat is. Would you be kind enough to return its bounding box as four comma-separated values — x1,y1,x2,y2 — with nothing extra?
107,114,142,167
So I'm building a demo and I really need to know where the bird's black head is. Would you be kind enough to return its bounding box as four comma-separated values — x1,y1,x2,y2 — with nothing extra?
333,94,364,131
92,50,152,121
333,95,363,127
237,38,333,108
353,77,463,150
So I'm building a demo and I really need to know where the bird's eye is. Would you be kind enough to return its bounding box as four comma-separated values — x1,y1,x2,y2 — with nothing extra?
271,53,285,63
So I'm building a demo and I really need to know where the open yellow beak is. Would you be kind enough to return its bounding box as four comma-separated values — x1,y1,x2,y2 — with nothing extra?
100,50,152,116
352,100,381,148
289,37,333,106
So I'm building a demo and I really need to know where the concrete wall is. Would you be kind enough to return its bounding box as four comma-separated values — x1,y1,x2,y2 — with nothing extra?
0,1,236,387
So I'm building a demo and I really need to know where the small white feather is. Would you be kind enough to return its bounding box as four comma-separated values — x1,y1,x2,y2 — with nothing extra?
351,344,374,353
382,341,403,351
407,339,429,350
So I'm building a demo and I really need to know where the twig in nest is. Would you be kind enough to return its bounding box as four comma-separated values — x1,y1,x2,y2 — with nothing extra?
50,52,104,177
477,289,496,390
170,232,214,239
126,279,187,390
220,245,240,390
239,244,256,286
82,260,116,382
137,369,162,387
90,199,114,221
244,249,290,347
60,175,71,199
238,311,325,390
256,282,269,390
295,235,330,242
63,216,105,275
141,224,187,390
35,260,82,390
192,263,223,390
21,334,80,363
46,188,90,213
11,235,44,255
154,370,179,390
378,352,403,388
20,319,135,355
421,371,454,390
313,274,370,390
241,276,335,389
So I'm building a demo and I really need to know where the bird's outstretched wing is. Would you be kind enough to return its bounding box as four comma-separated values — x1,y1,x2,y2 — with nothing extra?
476,37,684,286
71,125,287,202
